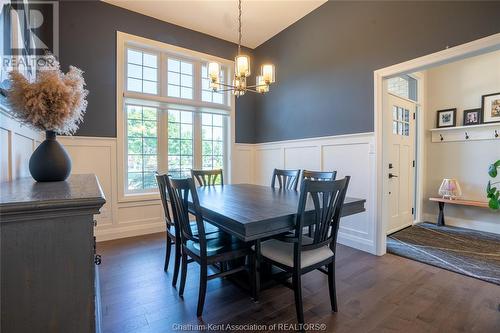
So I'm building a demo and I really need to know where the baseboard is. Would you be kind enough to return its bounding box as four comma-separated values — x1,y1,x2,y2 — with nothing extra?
338,232,376,255
422,213,499,235
95,221,165,242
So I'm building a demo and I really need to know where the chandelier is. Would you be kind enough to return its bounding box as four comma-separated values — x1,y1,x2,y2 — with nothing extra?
208,0,275,97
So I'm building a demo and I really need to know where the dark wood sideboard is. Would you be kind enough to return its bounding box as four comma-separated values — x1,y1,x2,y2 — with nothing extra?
0,174,106,333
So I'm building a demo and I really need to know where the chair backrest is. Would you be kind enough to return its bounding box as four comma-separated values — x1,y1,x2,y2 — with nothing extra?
155,173,174,227
191,169,224,186
167,176,207,254
295,176,350,255
302,170,337,181
271,168,301,191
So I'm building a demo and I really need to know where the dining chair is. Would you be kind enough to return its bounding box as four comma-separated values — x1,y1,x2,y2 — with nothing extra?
302,170,337,236
255,176,350,325
156,173,180,283
169,176,252,317
156,173,219,287
191,169,224,186
302,170,337,181
271,168,301,191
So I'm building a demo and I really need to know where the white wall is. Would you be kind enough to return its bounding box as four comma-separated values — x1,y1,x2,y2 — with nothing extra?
423,50,500,233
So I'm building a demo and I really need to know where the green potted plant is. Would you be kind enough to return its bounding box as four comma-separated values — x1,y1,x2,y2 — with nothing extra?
486,160,500,210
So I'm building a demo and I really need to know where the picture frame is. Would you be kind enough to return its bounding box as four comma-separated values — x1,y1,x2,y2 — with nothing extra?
481,92,500,124
463,108,481,126
436,108,456,128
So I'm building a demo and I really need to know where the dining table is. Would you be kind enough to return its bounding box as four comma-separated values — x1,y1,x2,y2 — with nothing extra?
191,183,366,242
189,183,366,299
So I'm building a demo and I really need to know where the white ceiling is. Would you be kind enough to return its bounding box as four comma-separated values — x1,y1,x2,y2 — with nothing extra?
102,0,327,48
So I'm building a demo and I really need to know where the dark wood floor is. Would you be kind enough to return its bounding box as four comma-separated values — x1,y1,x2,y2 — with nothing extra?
98,232,500,333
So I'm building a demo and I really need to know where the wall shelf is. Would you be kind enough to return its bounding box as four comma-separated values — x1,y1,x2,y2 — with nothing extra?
430,122,500,142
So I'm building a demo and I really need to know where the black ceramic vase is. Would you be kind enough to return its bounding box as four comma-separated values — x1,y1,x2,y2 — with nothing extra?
29,131,71,182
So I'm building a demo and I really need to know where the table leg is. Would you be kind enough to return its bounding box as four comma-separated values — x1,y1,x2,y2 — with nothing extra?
252,239,261,302
437,202,445,226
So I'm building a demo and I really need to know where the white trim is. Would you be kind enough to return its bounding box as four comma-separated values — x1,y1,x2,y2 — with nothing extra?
414,71,426,226
123,92,231,112
374,33,500,255
120,32,234,67
96,221,165,242
255,131,374,147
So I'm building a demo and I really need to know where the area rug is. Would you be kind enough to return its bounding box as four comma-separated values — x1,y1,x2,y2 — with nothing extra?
387,222,500,285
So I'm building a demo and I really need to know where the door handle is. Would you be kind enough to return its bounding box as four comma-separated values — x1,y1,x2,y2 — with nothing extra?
389,173,398,179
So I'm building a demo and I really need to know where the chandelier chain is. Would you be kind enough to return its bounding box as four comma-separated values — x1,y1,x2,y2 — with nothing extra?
208,0,274,96
238,0,242,55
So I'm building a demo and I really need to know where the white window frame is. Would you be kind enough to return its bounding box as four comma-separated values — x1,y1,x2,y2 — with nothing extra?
116,32,235,202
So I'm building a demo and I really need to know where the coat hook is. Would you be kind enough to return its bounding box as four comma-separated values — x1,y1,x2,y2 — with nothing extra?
465,132,469,140
495,130,499,138
440,134,444,141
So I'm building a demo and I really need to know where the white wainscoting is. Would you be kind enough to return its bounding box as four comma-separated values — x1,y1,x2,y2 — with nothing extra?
235,132,377,254
0,110,43,182
58,136,165,242
1,109,376,252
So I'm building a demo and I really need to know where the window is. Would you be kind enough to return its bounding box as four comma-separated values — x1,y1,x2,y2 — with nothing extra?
126,105,158,191
167,59,193,99
127,49,158,94
168,110,193,178
387,75,417,102
202,113,224,170
392,106,410,136
119,35,232,196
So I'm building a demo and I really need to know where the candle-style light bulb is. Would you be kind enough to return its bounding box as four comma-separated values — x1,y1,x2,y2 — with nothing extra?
261,64,275,84
235,55,250,77
208,62,220,82
256,75,269,93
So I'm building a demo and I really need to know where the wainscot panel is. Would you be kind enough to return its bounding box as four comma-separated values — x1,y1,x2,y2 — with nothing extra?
58,136,165,241
0,109,43,182
252,133,377,254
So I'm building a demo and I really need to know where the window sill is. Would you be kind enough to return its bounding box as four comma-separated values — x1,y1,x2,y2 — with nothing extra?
118,191,160,204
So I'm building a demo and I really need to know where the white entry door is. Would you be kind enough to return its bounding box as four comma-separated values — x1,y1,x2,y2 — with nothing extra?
385,93,416,234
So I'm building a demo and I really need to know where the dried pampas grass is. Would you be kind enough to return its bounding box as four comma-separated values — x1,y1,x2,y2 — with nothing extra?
7,55,88,135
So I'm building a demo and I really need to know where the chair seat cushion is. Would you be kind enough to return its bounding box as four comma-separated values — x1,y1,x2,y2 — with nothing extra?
258,236,334,268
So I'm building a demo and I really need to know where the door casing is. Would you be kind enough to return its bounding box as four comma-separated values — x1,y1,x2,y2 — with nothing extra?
373,33,500,256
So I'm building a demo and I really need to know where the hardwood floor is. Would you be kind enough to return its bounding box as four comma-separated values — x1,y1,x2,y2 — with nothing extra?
98,232,500,333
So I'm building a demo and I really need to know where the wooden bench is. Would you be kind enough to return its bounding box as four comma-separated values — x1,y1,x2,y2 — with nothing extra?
429,197,489,226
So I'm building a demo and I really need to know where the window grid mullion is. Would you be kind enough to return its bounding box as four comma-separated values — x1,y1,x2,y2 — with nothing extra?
158,53,168,174
193,113,202,170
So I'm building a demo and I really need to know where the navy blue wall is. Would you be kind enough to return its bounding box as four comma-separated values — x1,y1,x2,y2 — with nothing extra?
59,1,500,143
59,1,255,142
252,1,500,143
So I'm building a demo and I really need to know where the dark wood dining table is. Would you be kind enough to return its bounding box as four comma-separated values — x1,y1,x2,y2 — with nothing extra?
189,183,366,299
191,183,366,242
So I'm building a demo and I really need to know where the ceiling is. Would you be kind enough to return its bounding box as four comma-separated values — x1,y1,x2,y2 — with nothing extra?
102,0,327,48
